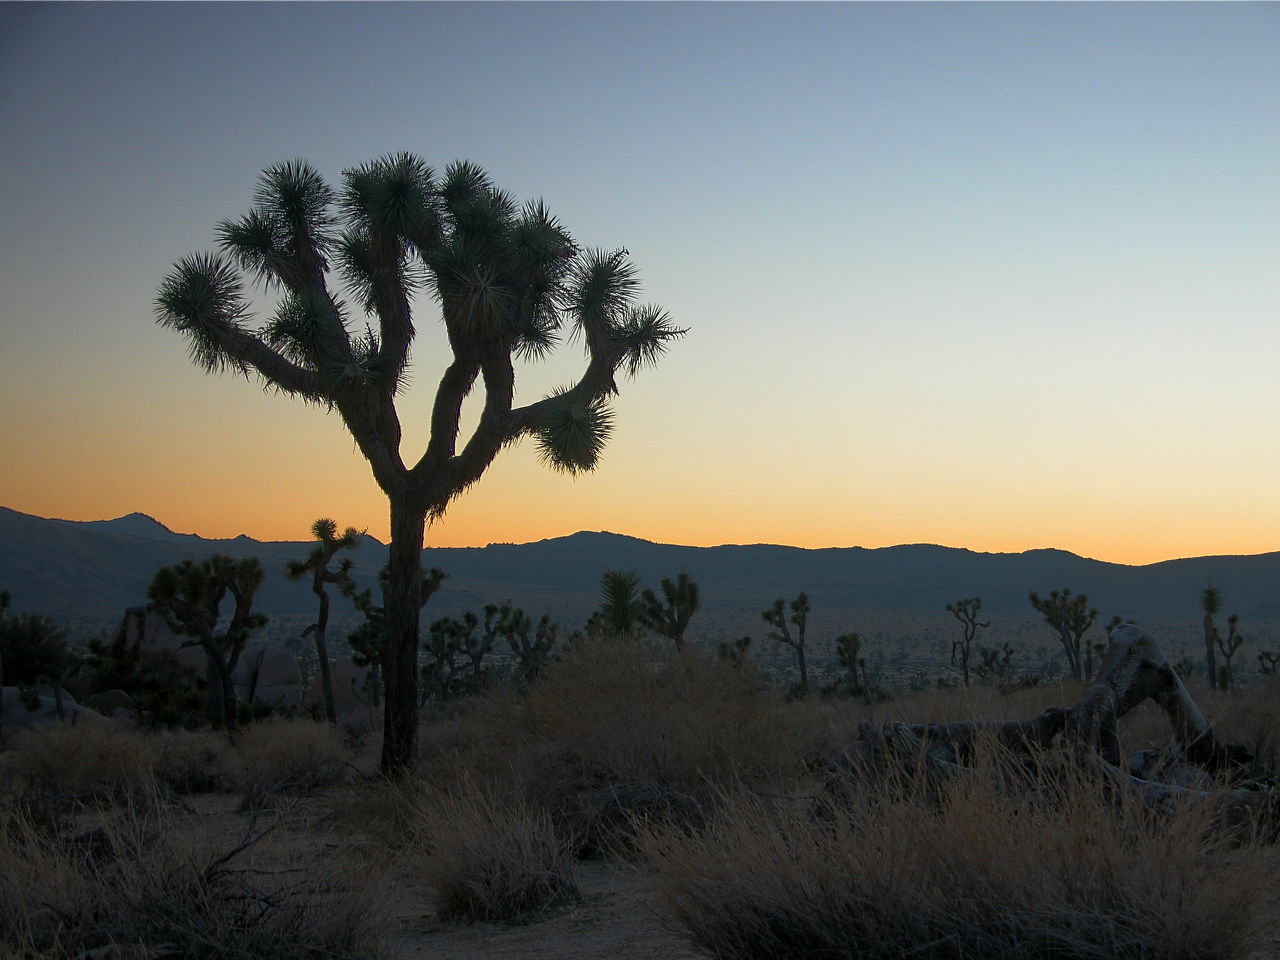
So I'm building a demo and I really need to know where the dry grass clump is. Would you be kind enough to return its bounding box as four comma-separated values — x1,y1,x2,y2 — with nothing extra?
3,723,160,803
0,800,386,958
411,775,579,924
154,727,233,793
641,758,1268,960
526,637,827,791
231,717,352,800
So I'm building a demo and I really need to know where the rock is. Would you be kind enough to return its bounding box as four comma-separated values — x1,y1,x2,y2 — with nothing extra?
307,659,378,732
232,647,303,711
83,689,135,716
1,686,108,730
111,607,205,673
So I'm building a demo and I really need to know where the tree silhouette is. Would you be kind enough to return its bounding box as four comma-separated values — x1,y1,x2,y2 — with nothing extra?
945,596,989,687
344,564,446,709
285,518,361,724
593,569,644,639
764,592,810,695
496,605,558,683
1215,613,1244,690
1028,588,1096,681
638,572,700,649
156,156,683,773
147,556,267,734
1200,581,1231,690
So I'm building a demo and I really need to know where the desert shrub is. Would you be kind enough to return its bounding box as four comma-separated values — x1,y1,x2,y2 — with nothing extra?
0,799,385,958
154,727,233,793
526,636,826,791
412,775,578,923
641,759,1267,960
230,717,351,801
4,723,159,803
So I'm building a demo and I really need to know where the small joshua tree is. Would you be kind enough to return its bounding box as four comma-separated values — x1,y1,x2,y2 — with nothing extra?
1215,613,1244,690
835,632,867,695
638,572,700,650
345,565,446,709
591,569,644,639
717,636,752,669
974,641,1015,687
147,556,267,734
285,517,361,724
0,601,73,720
497,605,558,683
945,596,989,687
764,592,810,696
1258,649,1279,676
1201,581,1222,690
1029,588,1097,681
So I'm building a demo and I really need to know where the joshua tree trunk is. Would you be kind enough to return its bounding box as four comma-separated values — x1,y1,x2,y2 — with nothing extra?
312,585,337,724
381,500,426,773
1203,611,1218,691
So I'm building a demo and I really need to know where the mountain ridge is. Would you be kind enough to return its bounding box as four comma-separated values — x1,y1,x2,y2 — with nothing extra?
3,506,1278,637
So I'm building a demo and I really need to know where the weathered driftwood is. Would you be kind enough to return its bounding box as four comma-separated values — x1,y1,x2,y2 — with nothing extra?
825,625,1274,834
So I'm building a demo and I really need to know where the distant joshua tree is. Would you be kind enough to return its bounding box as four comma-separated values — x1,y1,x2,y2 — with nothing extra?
344,565,446,708
285,518,361,724
764,592,810,695
147,556,267,734
1200,582,1242,690
1028,588,1097,681
835,632,868,695
156,156,683,773
497,605,559,683
592,569,644,639
638,572,700,650
717,635,752,669
945,596,989,687
1201,582,1222,690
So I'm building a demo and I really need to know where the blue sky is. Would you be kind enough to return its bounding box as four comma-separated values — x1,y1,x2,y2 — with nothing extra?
1,2,1277,563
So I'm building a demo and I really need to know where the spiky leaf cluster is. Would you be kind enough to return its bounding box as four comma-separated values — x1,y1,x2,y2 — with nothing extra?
157,154,684,510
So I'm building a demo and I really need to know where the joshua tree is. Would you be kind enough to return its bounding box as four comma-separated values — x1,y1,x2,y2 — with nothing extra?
717,635,751,669
1028,588,1097,681
1201,581,1221,690
1215,613,1244,690
345,565,446,708
147,556,267,734
0,589,8,733
835,632,867,694
285,517,361,724
764,592,810,695
974,641,1015,687
0,603,73,720
156,156,683,774
498,606,558,682
638,572,700,650
945,596,989,687
592,569,644,639
1199,582,1242,690
1259,649,1279,676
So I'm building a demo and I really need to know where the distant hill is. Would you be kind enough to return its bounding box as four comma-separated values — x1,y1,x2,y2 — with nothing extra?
2,506,1278,646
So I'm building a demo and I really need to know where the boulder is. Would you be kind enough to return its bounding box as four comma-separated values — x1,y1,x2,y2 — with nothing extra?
307,659,378,733
1,686,108,730
233,647,303,711
83,689,135,716
111,607,205,673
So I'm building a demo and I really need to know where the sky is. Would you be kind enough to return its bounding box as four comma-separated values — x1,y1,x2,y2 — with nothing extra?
1,2,1277,567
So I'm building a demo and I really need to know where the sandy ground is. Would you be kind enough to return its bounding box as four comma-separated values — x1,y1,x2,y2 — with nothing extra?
385,860,697,960
175,792,1280,960
176,793,700,960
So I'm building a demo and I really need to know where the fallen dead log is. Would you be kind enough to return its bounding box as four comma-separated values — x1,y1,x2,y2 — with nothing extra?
824,625,1274,834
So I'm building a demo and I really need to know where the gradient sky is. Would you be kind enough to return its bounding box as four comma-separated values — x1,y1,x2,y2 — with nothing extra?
1,2,1277,566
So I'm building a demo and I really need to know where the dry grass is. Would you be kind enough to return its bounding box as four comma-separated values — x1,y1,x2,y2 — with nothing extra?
2,723,160,803
641,755,1270,960
411,774,579,923
231,717,352,801
0,797,387,959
